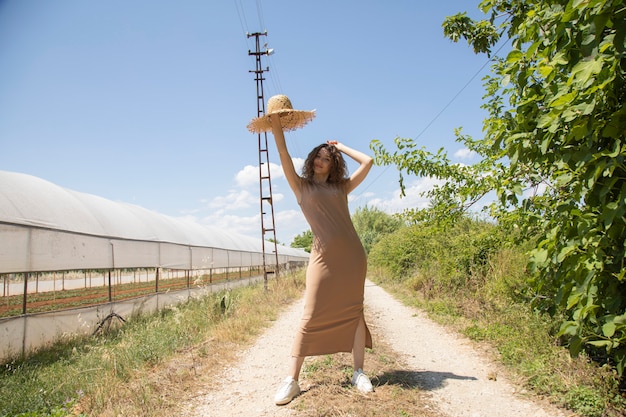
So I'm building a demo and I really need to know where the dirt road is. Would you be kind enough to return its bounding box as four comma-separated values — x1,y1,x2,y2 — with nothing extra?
181,280,571,417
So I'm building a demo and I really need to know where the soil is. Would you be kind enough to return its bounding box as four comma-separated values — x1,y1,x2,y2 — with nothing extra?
180,280,574,417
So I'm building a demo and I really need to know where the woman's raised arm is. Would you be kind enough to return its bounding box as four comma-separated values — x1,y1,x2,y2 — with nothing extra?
328,141,373,194
270,115,302,201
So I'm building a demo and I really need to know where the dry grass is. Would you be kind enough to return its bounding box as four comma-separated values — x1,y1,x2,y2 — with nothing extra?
284,312,441,417
70,270,441,417
68,273,305,416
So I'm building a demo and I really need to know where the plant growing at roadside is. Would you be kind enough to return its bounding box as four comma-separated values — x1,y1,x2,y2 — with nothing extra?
291,230,313,253
351,205,404,254
372,0,626,374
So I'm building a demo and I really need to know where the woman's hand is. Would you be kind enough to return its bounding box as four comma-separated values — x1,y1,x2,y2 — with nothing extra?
327,140,342,151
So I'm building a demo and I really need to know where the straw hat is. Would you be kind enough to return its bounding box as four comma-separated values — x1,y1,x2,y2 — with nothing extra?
247,95,316,133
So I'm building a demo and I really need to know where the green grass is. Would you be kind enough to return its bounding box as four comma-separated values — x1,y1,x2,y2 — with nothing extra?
369,250,626,417
4,245,625,417
366,217,626,417
0,271,305,417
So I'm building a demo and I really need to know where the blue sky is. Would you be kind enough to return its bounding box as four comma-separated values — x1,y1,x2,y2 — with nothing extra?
0,1,500,245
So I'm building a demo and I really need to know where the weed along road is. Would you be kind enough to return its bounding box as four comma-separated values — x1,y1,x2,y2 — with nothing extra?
181,280,569,417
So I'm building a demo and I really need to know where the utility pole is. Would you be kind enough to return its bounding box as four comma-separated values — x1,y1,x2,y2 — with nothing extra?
248,31,279,290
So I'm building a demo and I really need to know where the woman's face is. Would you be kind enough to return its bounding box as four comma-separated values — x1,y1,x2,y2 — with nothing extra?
313,147,332,176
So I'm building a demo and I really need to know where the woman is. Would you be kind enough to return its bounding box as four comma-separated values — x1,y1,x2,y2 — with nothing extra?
249,95,375,406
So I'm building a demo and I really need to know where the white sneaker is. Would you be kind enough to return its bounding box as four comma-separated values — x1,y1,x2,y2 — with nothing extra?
351,368,374,393
274,376,301,405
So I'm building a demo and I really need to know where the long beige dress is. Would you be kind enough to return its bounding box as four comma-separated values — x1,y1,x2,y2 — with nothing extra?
291,180,373,357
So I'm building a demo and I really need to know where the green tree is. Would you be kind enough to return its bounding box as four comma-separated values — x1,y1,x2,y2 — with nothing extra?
372,0,626,373
352,206,404,254
291,230,313,253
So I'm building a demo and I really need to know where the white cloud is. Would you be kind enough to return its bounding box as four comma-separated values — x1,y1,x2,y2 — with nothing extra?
202,212,260,236
271,192,285,203
235,158,305,188
207,189,256,211
234,165,259,188
292,157,305,174
186,206,307,246
454,148,476,160
348,190,375,204
274,209,308,244
179,161,307,244
368,177,444,213
181,162,448,245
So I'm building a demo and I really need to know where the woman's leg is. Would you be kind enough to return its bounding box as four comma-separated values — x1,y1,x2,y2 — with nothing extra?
351,317,373,392
275,356,305,405
289,355,305,380
352,317,366,370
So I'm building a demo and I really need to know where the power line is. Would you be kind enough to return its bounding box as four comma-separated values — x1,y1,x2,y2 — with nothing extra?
235,0,508,208
255,0,266,33
355,39,510,205
265,53,283,93
233,0,282,94
414,40,508,142
233,0,250,40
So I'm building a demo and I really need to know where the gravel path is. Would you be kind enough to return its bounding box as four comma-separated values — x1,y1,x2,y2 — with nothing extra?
181,280,571,417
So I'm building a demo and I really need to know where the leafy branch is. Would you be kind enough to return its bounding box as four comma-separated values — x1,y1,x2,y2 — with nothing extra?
372,0,626,375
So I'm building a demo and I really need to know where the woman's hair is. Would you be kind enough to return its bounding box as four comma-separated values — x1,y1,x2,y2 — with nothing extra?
301,143,348,184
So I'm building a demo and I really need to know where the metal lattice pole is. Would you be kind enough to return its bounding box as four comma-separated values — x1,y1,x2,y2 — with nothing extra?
248,31,280,290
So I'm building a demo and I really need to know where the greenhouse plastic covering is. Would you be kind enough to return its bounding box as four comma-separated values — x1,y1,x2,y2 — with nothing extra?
0,170,308,273
0,170,309,361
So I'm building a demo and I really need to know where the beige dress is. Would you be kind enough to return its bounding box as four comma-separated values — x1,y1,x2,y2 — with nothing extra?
291,180,373,357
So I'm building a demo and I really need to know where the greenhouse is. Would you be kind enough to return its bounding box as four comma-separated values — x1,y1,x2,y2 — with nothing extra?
0,170,308,360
